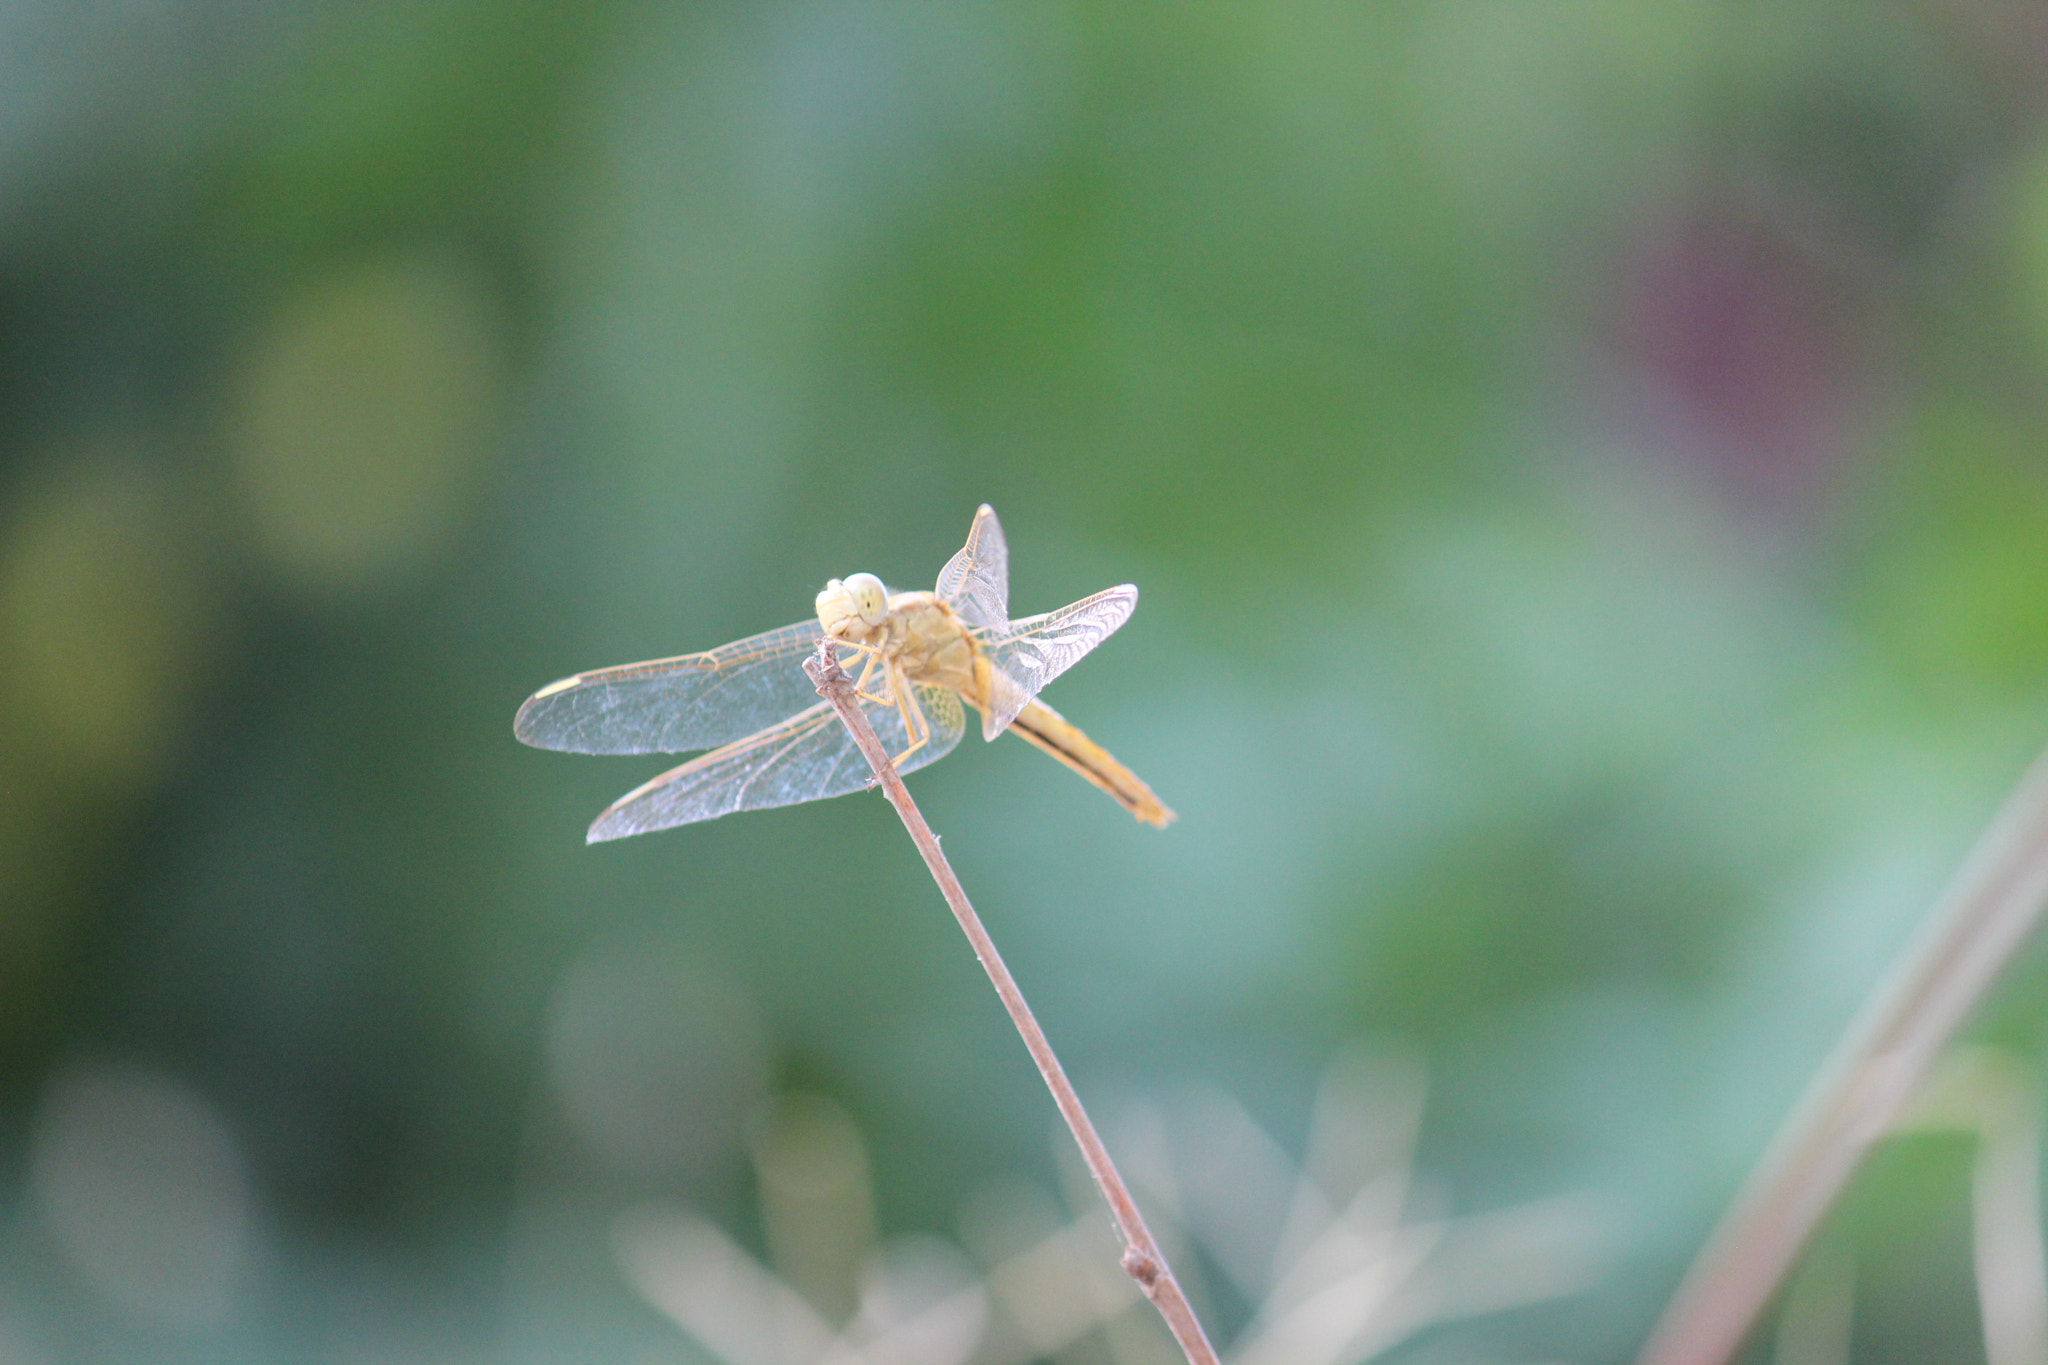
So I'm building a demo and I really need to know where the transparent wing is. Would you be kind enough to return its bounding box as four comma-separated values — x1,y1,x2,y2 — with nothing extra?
978,585,1137,740
514,621,823,755
587,684,966,840
934,504,1009,632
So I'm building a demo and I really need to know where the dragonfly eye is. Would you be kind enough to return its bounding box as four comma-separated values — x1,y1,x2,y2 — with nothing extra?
844,573,889,625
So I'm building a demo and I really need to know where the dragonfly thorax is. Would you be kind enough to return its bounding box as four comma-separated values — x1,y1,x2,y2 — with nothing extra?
815,578,982,701
884,593,980,695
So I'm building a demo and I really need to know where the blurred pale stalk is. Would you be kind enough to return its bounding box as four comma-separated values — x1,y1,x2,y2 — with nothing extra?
1905,1048,2048,1365
961,1183,1145,1362
1641,748,2048,1365
616,1208,838,1365
1112,1048,1603,1365
1974,1076,2048,1365
753,1094,877,1326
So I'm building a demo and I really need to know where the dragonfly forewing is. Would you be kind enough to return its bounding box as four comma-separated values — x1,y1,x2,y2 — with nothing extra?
934,504,1010,632
977,585,1136,739
515,620,823,755
586,685,966,841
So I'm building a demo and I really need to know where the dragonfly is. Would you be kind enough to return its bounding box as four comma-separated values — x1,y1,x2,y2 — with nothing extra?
514,506,1176,841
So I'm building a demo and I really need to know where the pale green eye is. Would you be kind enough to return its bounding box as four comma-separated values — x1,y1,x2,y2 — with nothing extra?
844,572,888,625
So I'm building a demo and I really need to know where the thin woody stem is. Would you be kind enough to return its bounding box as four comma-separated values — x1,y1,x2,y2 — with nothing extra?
804,640,1220,1365
1639,742,2048,1365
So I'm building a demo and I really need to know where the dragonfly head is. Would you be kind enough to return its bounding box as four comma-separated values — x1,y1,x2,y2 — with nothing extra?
816,572,890,638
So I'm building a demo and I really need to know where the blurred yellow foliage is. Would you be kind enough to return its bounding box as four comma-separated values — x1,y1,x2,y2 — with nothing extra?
0,456,212,796
226,252,505,596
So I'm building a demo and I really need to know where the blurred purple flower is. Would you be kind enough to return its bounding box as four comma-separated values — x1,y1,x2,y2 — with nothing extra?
1613,205,1881,514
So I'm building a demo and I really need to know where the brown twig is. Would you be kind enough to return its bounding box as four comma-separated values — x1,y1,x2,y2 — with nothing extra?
1639,743,2048,1365
804,640,1221,1365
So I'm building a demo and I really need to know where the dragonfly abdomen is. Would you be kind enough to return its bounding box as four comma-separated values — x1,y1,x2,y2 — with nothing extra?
1005,699,1176,828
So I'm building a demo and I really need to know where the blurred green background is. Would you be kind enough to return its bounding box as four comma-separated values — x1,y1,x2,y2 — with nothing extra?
7,1,2048,1362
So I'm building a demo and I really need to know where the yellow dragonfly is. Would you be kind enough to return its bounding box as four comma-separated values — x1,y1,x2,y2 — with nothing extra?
515,506,1175,841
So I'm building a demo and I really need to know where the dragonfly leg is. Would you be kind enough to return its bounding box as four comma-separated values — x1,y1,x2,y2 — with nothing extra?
887,665,931,769
828,638,892,697
831,651,926,774
847,648,895,709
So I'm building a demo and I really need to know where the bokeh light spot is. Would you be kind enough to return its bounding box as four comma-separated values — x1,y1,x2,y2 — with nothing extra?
227,253,505,595
546,933,769,1184
28,1064,255,1331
